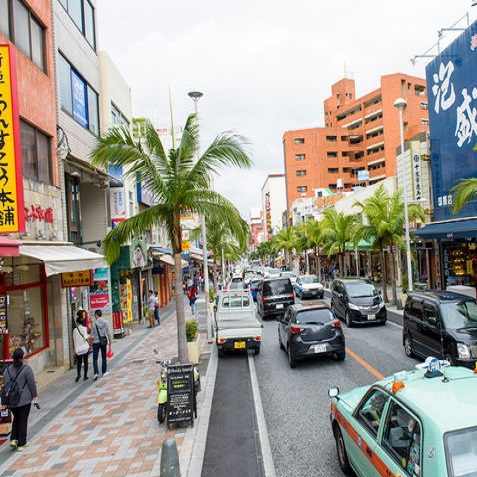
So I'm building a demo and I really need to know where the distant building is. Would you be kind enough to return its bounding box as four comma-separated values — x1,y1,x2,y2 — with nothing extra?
249,209,263,249
283,74,429,211
262,174,287,240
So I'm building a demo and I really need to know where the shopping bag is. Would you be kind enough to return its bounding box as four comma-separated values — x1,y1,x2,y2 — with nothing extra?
107,349,114,359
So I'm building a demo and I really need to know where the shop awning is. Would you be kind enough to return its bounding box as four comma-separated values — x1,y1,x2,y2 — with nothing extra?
414,218,477,240
150,246,173,255
20,244,107,276
156,253,189,268
0,237,21,257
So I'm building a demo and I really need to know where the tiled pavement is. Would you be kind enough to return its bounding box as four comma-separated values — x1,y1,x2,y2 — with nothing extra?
0,295,216,477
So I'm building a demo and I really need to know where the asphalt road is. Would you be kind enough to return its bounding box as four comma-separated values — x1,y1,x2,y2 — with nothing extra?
200,293,415,477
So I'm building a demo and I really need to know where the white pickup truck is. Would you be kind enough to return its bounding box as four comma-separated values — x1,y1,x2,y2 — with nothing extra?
215,290,263,357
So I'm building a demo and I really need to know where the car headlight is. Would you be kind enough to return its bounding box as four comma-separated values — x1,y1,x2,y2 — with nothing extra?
457,343,471,359
348,303,360,311
378,300,385,309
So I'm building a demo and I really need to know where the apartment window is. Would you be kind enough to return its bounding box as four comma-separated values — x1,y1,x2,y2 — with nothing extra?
421,102,428,110
294,138,305,144
111,103,129,126
297,186,307,192
66,174,81,245
20,120,52,184
59,53,99,135
296,170,306,176
422,119,429,125
327,151,338,158
0,0,46,71
326,136,337,142
295,154,305,161
328,168,339,174
59,0,96,49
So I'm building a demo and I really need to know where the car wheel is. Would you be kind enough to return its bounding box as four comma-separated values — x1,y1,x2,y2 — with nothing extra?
334,425,352,474
345,310,353,327
288,345,296,368
278,329,285,351
444,353,455,366
319,292,324,299
403,334,414,358
254,346,260,355
335,351,346,361
218,347,224,358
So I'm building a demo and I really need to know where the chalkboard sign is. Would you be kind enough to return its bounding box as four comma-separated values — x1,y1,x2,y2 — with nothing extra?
167,363,194,428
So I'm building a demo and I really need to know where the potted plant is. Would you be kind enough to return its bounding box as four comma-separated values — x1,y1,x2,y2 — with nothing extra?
186,318,200,365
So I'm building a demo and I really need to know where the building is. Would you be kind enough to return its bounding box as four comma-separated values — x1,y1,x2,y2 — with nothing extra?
416,19,477,292
249,208,263,250
283,74,429,211
261,174,286,240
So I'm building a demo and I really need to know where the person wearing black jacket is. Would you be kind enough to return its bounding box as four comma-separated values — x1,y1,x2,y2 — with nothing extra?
1,348,39,451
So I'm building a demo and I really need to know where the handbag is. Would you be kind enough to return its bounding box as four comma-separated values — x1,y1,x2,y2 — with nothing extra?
107,349,114,359
95,323,108,346
75,326,90,356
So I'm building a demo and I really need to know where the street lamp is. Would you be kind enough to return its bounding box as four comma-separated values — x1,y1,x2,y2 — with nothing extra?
394,98,413,293
188,91,212,343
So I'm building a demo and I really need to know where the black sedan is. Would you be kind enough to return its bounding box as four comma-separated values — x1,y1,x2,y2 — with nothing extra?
278,302,346,368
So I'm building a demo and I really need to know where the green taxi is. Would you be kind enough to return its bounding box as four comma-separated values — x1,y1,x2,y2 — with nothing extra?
328,357,477,476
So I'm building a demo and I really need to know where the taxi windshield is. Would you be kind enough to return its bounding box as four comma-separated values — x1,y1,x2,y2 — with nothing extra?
445,426,477,476
440,300,477,329
301,276,319,284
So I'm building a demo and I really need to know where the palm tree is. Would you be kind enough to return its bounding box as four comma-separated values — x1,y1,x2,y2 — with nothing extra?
320,208,358,277
90,114,252,363
301,219,324,282
451,178,477,214
272,227,299,270
354,184,425,305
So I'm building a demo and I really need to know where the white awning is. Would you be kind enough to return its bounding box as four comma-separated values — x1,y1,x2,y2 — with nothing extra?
157,253,189,268
20,244,107,277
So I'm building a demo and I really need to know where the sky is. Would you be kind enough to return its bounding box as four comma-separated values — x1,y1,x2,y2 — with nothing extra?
96,0,477,219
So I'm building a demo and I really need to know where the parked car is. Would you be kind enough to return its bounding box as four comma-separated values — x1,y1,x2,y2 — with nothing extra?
328,358,477,477
330,278,386,326
280,271,297,285
294,275,324,299
278,302,345,368
256,277,294,319
403,290,477,368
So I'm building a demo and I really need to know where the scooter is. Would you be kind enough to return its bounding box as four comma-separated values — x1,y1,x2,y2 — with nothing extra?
154,349,201,424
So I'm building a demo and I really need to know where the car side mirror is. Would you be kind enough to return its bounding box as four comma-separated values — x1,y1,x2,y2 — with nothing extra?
428,316,438,327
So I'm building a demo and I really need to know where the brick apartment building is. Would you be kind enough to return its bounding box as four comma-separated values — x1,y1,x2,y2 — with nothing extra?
283,74,429,210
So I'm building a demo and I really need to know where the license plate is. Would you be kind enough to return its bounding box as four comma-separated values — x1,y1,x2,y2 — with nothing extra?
234,341,246,349
368,314,376,320
314,344,327,353
276,304,284,309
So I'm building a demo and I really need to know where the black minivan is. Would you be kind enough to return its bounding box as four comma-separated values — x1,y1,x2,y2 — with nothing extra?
403,290,477,368
257,277,295,319
330,278,387,326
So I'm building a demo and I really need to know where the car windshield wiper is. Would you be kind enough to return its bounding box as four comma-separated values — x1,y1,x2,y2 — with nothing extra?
351,294,373,298
456,326,477,332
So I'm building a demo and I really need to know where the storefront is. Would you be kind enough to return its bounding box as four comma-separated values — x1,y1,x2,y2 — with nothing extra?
0,242,107,373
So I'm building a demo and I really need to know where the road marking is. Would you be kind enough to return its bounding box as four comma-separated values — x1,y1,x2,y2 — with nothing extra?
346,347,384,380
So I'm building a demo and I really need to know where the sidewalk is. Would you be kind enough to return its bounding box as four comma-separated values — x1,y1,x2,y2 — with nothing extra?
0,295,216,477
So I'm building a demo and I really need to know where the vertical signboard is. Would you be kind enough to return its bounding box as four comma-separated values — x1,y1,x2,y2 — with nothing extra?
0,45,25,233
265,192,272,240
426,20,477,221
166,363,194,429
110,187,126,228
410,141,423,201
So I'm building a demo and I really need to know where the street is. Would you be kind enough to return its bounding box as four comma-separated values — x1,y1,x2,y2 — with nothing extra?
206,294,417,477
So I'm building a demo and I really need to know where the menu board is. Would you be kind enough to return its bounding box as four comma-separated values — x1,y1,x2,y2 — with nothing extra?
0,295,7,334
167,363,194,428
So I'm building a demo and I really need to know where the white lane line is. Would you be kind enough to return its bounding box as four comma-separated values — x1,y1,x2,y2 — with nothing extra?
248,353,276,477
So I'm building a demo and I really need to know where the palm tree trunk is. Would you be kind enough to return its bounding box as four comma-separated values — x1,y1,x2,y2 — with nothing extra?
174,253,189,363
314,246,322,282
389,249,397,306
380,248,389,303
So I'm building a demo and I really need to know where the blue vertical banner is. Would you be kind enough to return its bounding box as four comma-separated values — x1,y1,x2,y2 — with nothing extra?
426,20,477,221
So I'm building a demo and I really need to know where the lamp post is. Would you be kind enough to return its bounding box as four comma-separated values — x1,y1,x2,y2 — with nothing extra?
394,98,413,293
188,91,212,343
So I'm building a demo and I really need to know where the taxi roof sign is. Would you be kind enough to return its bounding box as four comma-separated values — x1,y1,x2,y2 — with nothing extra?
415,356,450,378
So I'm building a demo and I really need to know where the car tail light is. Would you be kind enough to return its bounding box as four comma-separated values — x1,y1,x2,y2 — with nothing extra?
217,338,226,344
255,336,262,341
290,324,305,334
289,292,295,299
330,320,341,328
262,296,268,302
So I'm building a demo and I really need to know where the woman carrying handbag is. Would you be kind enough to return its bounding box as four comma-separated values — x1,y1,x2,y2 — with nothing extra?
73,315,90,382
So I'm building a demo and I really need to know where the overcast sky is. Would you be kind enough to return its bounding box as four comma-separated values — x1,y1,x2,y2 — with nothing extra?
96,1,476,218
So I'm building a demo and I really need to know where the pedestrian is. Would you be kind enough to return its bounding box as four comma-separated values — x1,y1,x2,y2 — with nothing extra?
73,315,90,382
200,275,205,293
154,291,160,325
188,285,199,315
1,348,39,451
147,289,156,328
90,309,112,381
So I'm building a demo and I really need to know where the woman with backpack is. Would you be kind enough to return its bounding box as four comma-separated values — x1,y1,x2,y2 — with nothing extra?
1,348,39,451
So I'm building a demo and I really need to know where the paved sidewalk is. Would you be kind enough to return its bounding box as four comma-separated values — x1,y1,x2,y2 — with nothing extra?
0,295,215,477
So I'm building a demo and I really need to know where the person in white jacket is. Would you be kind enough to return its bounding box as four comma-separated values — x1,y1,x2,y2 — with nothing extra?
73,316,90,382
